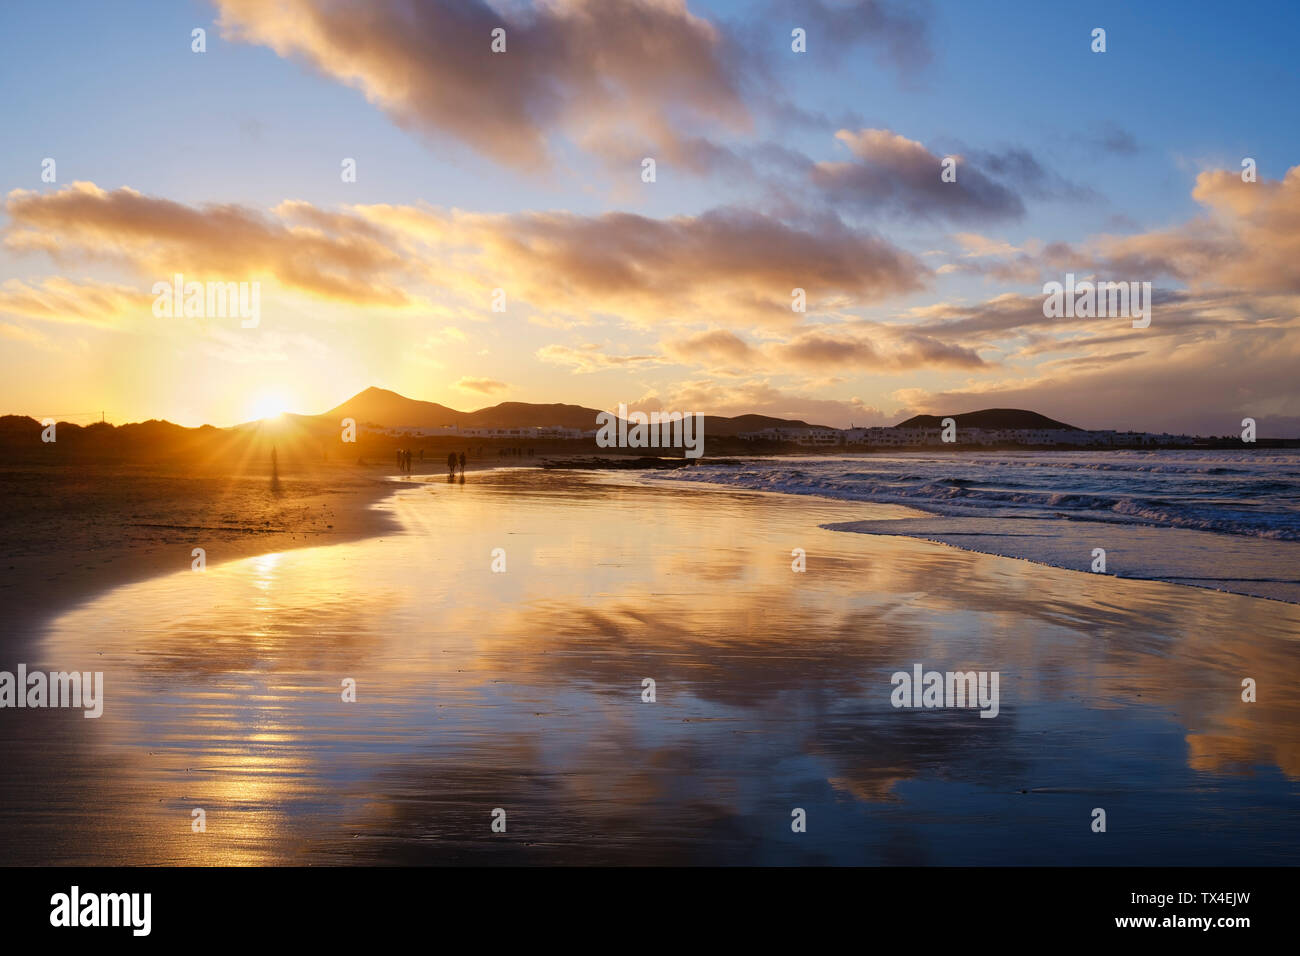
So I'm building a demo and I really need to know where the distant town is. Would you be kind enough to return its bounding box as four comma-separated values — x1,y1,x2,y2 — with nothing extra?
364,415,1291,451
733,424,1210,449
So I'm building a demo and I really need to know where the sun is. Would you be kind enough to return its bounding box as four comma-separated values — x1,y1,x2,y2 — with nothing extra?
249,388,293,422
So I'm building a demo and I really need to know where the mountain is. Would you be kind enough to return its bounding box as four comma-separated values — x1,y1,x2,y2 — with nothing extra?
703,413,825,436
463,402,603,430
320,387,834,433
894,408,1082,431
323,386,463,428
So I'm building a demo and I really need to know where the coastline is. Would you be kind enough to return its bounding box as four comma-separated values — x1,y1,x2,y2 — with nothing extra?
644,451,1300,606
822,516,1300,605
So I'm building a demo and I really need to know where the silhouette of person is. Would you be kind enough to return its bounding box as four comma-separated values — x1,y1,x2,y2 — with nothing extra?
459,451,466,473
447,451,457,476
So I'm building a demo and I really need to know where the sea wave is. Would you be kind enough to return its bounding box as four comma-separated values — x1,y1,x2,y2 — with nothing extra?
649,450,1300,541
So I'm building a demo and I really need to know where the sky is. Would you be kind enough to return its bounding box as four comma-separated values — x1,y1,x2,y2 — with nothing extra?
1,0,1299,434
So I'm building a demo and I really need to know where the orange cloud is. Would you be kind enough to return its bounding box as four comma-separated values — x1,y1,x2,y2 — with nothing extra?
4,183,414,306
366,204,929,327
6,184,926,328
455,376,509,395
661,325,985,373
0,277,148,328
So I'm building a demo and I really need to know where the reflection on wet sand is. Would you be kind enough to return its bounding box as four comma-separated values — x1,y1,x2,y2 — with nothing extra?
15,469,1300,864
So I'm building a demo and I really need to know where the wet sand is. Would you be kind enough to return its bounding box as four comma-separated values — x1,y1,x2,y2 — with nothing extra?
2,469,1298,865
0,468,387,653
825,516,1300,604
0,459,497,652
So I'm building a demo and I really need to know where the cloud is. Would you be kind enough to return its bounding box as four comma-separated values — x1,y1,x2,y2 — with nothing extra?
367,203,928,326
214,0,937,176
194,327,333,365
661,329,757,365
1117,165,1300,292
633,379,897,427
896,287,1300,435
455,376,509,395
4,183,414,306
215,0,750,171
1089,123,1139,156
6,184,925,328
894,322,1300,436
951,165,1300,295
0,277,147,328
811,129,1026,223
536,343,664,373
951,232,1022,258
767,0,932,73
965,146,1096,202
662,324,985,373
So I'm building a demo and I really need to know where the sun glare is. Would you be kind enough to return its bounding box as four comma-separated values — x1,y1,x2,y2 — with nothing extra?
249,389,293,422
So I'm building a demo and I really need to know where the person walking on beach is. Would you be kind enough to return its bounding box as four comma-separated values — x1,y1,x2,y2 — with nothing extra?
459,451,466,473
447,451,457,477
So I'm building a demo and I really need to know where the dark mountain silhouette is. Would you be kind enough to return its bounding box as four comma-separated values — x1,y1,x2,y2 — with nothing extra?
895,408,1082,431
465,401,605,430
1,395,1095,450
322,387,833,434
323,386,462,428
703,413,823,436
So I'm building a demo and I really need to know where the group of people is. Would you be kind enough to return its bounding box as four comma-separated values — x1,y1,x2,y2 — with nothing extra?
395,448,420,473
447,451,466,476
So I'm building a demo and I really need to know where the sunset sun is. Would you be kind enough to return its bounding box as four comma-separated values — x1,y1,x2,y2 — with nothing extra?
249,389,293,422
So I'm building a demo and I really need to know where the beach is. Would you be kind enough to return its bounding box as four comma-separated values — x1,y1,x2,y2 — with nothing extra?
1,465,1297,865
0,459,401,648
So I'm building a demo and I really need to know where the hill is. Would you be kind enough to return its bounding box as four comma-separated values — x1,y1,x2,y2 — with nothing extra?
895,408,1082,431
703,413,824,436
320,387,833,433
323,386,463,428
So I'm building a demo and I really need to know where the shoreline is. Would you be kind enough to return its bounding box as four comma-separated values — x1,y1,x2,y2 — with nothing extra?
0,462,406,657
645,475,1300,605
639,458,1300,606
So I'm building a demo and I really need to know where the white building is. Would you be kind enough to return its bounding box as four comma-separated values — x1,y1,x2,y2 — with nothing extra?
739,426,842,446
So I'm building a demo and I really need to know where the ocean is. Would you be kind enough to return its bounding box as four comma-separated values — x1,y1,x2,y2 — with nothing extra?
650,450,1300,602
